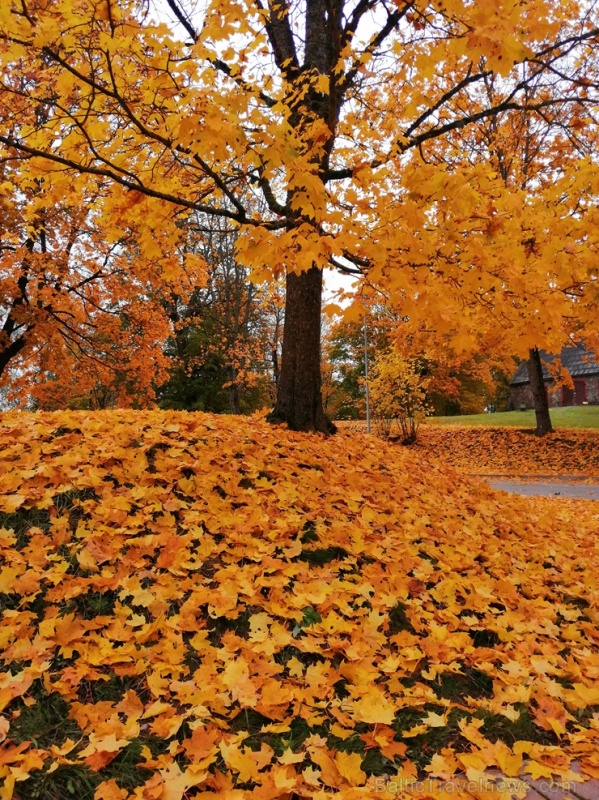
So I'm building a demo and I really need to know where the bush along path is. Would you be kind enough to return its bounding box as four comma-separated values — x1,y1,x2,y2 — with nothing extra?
0,410,598,799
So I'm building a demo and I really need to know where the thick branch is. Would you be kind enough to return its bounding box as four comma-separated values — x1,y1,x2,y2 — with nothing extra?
329,255,365,275
165,0,199,41
264,0,299,76
0,335,27,378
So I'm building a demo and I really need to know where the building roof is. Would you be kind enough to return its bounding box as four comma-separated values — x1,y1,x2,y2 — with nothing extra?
510,343,599,386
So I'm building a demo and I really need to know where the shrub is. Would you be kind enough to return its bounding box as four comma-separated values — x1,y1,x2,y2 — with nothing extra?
369,351,430,443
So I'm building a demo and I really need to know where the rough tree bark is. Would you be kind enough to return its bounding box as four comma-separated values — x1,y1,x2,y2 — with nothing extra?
528,347,554,436
269,266,335,433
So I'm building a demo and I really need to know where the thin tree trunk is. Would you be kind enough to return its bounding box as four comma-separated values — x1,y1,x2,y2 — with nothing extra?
269,266,335,433
227,375,241,414
528,347,553,436
271,343,280,390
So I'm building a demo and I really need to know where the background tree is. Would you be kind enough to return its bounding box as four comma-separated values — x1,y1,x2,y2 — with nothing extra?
1,0,598,430
386,69,599,434
322,306,394,420
328,292,515,420
362,148,599,434
23,298,175,409
0,160,199,407
158,216,282,413
386,321,515,416
428,364,512,416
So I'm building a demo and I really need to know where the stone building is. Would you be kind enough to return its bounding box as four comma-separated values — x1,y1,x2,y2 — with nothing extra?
509,343,599,409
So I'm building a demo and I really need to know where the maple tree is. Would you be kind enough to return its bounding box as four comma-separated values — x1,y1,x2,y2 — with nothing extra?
353,152,599,433
376,78,599,435
26,304,171,410
1,410,599,798
1,0,599,431
0,144,207,408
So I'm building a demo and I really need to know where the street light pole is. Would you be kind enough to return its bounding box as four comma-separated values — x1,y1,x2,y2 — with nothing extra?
364,313,371,433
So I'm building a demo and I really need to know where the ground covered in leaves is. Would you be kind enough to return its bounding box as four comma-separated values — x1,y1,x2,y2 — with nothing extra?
0,411,598,799
417,426,599,476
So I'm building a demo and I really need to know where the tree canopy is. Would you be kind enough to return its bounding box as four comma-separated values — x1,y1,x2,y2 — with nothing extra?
1,0,598,428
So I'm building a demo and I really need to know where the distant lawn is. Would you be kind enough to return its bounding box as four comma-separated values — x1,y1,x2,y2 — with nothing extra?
428,404,599,429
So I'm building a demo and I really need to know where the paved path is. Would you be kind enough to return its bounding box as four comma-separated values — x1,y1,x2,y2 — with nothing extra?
487,478,599,500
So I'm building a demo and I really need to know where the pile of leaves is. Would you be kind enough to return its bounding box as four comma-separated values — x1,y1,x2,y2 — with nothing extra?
0,411,598,799
417,426,599,476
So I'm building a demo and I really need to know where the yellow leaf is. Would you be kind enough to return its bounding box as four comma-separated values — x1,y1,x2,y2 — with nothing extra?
334,751,366,786
350,689,395,725
278,749,305,765
159,761,208,800
0,567,23,594
219,742,260,783
142,700,172,719
0,495,25,513
421,711,447,727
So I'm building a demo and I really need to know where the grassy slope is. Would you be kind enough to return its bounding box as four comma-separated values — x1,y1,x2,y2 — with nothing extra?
428,405,599,429
0,410,598,798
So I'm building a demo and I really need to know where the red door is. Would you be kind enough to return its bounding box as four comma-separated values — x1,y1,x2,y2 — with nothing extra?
574,380,587,405
562,385,574,405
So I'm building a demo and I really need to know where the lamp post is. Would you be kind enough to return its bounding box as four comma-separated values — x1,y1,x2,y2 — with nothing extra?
364,313,371,433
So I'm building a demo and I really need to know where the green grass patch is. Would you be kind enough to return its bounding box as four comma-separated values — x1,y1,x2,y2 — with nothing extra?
428,405,599,428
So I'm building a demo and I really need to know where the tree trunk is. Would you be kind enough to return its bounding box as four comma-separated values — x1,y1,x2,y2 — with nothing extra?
0,335,27,379
528,347,553,436
227,378,241,414
269,266,335,433
261,0,344,434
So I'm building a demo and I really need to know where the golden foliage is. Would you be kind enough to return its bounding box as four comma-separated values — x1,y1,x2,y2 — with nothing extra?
0,411,598,798
0,160,205,408
1,0,599,347
369,352,430,443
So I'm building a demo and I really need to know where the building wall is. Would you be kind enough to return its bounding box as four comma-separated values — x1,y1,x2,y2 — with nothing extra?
510,384,534,409
588,376,599,404
510,375,599,408
548,386,561,408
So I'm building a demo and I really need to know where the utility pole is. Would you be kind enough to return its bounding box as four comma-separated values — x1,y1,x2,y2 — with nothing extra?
364,313,371,433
